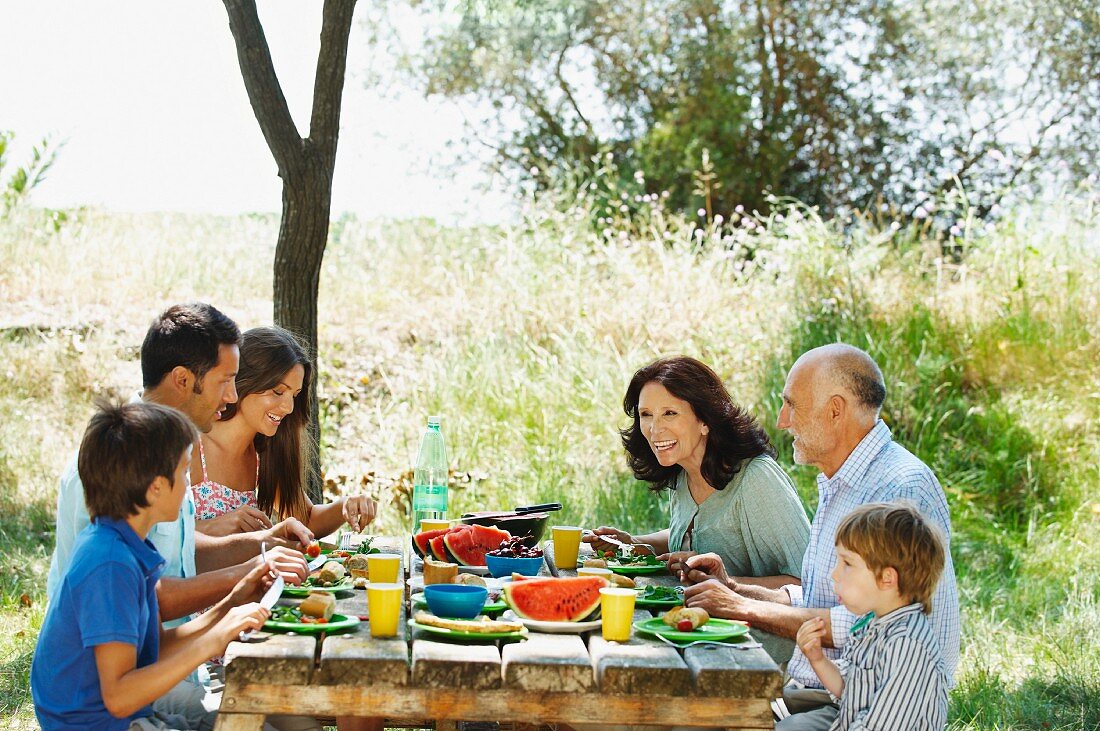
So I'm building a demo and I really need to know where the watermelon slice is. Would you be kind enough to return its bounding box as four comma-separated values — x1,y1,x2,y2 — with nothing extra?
428,534,452,561
412,528,451,558
503,576,608,622
442,524,511,566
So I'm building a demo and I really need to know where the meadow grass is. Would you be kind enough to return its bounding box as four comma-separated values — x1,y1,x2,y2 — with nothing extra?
0,192,1097,729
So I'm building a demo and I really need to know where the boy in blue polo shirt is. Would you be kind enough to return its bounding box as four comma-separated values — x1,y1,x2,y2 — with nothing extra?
32,401,272,731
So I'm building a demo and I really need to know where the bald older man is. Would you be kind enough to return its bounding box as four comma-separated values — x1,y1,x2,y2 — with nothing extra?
681,344,959,730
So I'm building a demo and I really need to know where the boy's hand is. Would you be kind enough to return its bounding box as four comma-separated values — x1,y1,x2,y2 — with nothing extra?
342,495,378,532
797,616,828,662
227,559,277,605
217,603,270,648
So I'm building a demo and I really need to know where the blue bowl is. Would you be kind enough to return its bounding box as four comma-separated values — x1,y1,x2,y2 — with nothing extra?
484,553,544,578
423,584,488,619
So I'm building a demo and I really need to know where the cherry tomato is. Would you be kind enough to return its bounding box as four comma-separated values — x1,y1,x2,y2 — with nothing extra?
677,619,693,632
306,542,321,559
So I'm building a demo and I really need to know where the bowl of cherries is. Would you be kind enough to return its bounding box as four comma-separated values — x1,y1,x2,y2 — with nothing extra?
484,536,545,578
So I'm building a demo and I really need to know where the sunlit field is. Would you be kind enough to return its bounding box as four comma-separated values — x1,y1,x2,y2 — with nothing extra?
1,190,1097,729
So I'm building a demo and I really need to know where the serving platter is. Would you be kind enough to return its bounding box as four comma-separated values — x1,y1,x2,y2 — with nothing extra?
502,610,601,634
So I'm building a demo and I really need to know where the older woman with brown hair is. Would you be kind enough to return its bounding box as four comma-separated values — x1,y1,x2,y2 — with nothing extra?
586,356,809,586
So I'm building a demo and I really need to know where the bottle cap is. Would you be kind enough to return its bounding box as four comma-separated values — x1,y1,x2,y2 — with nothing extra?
427,415,441,428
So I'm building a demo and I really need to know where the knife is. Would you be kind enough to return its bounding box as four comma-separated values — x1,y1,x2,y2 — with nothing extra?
239,574,284,642
260,575,285,610
513,502,562,514
307,555,327,571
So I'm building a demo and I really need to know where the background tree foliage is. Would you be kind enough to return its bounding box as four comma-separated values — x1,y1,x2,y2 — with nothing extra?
371,0,1099,218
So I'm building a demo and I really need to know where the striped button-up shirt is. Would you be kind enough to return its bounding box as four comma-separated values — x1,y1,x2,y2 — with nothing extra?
785,420,960,689
830,603,949,730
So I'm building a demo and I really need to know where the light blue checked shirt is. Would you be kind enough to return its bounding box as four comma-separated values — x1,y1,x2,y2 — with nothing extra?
784,420,960,689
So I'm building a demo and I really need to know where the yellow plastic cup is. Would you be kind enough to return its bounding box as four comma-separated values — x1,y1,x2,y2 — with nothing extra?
552,525,583,570
420,519,450,532
577,567,614,579
366,583,404,638
367,553,402,584
600,587,636,642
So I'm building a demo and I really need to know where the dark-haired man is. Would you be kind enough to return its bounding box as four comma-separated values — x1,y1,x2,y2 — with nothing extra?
46,303,314,730
48,303,312,610
681,344,959,730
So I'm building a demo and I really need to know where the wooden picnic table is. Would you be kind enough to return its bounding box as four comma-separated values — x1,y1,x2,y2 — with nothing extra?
215,537,781,730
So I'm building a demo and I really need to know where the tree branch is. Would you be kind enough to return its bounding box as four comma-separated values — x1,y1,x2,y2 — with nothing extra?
222,0,303,175
309,0,358,166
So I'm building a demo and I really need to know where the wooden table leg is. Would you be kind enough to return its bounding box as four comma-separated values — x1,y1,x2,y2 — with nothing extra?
213,713,266,731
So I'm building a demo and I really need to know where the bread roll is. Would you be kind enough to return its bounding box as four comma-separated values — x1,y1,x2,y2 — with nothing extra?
453,573,487,587
582,558,608,569
608,573,636,589
299,591,336,620
346,554,370,580
423,557,458,585
318,560,346,585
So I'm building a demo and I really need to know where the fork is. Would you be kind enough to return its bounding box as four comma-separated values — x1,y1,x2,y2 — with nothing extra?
651,632,763,651
338,532,355,551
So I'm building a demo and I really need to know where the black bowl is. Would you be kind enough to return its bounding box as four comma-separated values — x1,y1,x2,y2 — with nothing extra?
459,512,548,548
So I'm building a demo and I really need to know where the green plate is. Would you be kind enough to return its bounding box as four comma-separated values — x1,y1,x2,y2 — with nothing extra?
282,579,354,597
264,613,360,635
634,588,685,608
607,562,666,575
408,619,528,642
412,594,508,616
633,617,750,643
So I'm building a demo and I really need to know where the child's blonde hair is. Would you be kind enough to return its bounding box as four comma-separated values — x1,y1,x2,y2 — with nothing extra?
835,502,946,613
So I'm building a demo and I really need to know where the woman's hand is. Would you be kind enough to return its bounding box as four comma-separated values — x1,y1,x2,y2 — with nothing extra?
796,616,828,662
196,506,273,537
657,550,699,578
681,552,732,586
342,495,378,532
582,526,633,552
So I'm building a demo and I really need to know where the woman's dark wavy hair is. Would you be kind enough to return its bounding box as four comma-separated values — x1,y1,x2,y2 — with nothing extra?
219,326,314,520
621,356,775,492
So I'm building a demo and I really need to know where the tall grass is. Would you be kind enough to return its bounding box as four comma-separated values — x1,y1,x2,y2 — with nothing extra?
0,190,1097,729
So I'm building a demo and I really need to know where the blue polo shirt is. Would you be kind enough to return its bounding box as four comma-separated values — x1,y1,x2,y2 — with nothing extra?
32,517,165,731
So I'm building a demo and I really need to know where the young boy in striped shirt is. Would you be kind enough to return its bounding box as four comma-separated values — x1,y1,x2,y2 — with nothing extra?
796,502,949,730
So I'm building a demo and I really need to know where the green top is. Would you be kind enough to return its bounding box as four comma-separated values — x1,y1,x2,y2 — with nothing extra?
668,454,810,578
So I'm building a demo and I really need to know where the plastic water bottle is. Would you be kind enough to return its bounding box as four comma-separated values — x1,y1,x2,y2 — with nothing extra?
412,416,449,529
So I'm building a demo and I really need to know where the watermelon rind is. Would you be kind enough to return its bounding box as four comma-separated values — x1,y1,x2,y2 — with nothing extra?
412,528,451,558
443,524,512,566
428,534,452,562
503,576,609,622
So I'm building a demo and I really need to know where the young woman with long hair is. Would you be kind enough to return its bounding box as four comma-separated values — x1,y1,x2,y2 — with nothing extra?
193,326,376,539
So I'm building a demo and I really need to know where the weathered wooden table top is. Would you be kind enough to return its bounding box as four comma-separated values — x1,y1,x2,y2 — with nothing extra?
216,536,781,730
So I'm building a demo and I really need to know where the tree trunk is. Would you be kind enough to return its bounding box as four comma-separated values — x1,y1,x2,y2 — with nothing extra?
274,160,332,502
223,0,357,504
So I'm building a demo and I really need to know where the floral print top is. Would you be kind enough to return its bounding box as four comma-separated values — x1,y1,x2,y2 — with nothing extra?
193,439,259,520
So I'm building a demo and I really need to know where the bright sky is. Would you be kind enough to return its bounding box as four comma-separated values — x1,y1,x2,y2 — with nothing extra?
0,1,510,222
